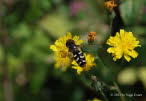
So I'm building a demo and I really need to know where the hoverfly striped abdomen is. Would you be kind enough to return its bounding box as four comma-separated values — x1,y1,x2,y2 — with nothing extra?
73,50,86,67
66,39,86,67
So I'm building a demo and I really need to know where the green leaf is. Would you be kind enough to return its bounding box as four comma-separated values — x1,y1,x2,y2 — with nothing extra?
121,0,142,26
39,13,73,38
0,45,4,62
7,54,23,75
29,65,48,93
11,23,31,39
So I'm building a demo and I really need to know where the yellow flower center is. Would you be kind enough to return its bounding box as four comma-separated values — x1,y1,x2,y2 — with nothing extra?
60,51,68,58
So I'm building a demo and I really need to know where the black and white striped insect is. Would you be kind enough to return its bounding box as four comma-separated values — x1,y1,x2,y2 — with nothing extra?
66,39,86,67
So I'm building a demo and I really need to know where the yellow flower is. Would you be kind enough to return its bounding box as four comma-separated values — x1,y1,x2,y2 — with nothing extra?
50,32,83,70
53,53,71,71
87,98,101,101
106,29,141,62
72,53,96,74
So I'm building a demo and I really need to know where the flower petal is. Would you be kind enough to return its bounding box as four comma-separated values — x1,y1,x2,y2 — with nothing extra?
76,40,83,45
73,35,79,41
72,66,83,75
66,32,72,39
124,55,131,62
72,60,78,66
128,50,138,58
107,47,115,53
50,45,58,52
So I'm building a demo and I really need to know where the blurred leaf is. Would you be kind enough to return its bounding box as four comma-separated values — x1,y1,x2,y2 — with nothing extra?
0,87,4,101
5,12,18,27
132,26,146,44
121,0,142,25
25,0,51,22
39,13,73,38
7,54,23,75
140,0,146,23
40,0,51,11
71,87,84,101
25,0,42,21
31,29,49,49
29,64,48,93
20,29,49,62
11,23,31,39
0,45,4,62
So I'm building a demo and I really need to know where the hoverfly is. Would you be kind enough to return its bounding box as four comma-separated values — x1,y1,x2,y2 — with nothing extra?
58,32,101,67
66,39,86,67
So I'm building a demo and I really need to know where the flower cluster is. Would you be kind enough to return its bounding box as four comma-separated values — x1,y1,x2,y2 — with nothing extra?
50,32,96,74
50,29,141,74
106,29,141,62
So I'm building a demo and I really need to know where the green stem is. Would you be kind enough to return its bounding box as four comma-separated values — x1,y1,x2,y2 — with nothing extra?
95,54,107,69
87,42,107,70
95,52,111,80
99,89,109,101
113,81,126,101
95,84,109,101
91,76,109,101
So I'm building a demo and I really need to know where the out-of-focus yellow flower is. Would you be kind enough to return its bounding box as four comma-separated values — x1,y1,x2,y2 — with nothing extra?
87,98,101,101
106,29,141,62
50,32,83,70
105,0,117,12
72,53,96,74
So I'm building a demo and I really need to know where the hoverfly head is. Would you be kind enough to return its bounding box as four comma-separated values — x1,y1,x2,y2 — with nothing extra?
66,39,75,48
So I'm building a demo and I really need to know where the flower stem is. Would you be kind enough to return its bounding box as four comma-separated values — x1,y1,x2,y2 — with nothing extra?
113,81,126,101
95,84,109,101
98,88,109,101
95,52,111,80
92,76,109,101
95,54,107,69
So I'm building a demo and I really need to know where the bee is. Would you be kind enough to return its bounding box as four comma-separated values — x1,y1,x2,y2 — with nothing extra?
66,39,86,67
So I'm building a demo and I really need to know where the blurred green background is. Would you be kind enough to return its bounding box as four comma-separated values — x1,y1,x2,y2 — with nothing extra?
0,0,146,101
